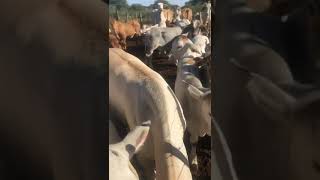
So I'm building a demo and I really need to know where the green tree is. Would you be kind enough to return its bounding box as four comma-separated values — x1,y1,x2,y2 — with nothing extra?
109,0,128,9
154,0,171,5
130,4,146,11
185,0,208,6
154,0,172,8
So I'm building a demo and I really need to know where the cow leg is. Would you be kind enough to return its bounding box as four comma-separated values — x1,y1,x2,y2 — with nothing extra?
121,40,127,50
148,56,153,69
189,134,199,176
144,56,153,69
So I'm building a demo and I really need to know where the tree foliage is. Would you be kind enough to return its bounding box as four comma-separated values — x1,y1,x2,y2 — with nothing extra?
153,0,174,9
109,0,128,9
185,0,209,6
154,0,171,6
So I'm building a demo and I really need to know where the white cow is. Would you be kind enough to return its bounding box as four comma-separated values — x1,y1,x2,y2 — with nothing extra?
168,34,194,64
170,36,212,173
168,33,207,65
175,19,191,28
192,34,210,55
151,3,166,28
109,117,121,144
144,26,182,68
200,2,212,40
109,48,192,180
191,19,208,38
140,24,159,34
202,2,211,26
174,6,182,22
173,7,191,28
109,121,151,180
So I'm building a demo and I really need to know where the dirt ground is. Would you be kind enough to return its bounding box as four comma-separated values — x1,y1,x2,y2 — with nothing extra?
126,38,211,180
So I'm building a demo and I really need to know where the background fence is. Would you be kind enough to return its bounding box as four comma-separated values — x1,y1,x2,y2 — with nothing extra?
109,4,204,25
109,5,154,24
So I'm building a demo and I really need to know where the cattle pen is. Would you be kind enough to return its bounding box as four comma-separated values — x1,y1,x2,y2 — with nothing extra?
109,1,213,179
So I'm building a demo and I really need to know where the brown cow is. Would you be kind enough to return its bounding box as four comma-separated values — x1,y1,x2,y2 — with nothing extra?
181,8,193,22
163,9,174,25
111,19,141,49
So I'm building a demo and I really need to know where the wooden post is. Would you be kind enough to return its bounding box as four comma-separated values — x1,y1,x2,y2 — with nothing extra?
139,12,143,24
116,10,120,20
126,12,128,22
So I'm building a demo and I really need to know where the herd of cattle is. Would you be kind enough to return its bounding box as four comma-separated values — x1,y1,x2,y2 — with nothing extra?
1,0,319,180
109,2,213,180
109,0,320,180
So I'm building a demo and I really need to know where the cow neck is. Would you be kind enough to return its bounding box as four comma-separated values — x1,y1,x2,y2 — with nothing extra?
144,79,192,180
177,57,200,77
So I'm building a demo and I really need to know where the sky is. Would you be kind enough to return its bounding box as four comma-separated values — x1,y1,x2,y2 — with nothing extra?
127,0,188,6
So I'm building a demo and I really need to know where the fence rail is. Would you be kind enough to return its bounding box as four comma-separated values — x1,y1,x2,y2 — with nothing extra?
109,5,205,25
109,9,154,24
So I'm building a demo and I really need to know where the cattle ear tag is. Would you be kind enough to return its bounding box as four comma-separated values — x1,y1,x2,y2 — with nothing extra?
187,84,203,100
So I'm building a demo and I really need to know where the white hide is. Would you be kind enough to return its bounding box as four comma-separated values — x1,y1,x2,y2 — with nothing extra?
109,121,151,180
192,34,210,55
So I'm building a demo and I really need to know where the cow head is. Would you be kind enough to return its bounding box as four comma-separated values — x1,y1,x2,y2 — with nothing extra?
192,20,201,34
192,20,208,37
144,32,158,57
109,121,151,180
128,19,141,36
246,72,320,180
169,34,202,64
109,33,122,48
186,82,212,136
157,2,164,10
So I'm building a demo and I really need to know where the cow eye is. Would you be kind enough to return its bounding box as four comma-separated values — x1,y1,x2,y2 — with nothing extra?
191,49,198,53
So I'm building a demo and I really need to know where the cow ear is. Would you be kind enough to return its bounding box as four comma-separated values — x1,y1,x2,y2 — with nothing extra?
182,32,189,37
123,121,151,159
206,37,210,45
187,84,210,100
246,73,296,121
200,88,211,98
187,84,203,100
